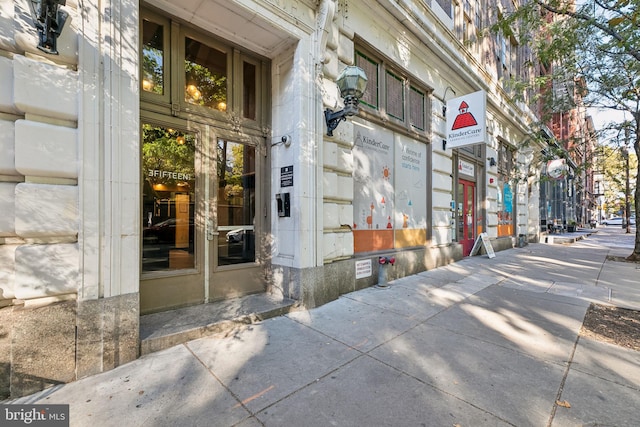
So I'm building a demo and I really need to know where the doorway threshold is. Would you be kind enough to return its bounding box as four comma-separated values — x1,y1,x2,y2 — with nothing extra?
140,293,299,355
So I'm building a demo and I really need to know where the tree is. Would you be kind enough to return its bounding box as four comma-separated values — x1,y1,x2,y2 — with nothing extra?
495,0,640,260
598,145,638,218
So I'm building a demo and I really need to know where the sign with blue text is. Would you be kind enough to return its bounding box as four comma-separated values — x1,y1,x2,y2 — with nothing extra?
445,90,487,149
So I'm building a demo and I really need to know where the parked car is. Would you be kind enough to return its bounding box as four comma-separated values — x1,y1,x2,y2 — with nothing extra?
602,216,636,226
144,218,194,243
225,228,245,243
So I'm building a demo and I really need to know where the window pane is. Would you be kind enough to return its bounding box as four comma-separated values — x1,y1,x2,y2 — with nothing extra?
435,0,453,18
243,61,256,120
466,186,474,239
185,37,227,111
217,140,255,265
457,183,464,240
409,86,425,130
356,52,378,109
142,125,196,272
142,19,164,95
386,71,404,120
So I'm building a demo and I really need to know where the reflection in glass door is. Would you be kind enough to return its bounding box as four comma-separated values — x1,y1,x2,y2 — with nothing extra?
142,125,196,271
216,140,255,266
458,179,476,256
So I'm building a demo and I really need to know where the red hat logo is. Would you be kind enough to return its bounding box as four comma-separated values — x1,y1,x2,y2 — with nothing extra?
451,101,478,130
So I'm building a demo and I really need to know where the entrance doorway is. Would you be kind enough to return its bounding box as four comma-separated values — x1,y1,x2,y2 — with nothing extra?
139,9,270,314
140,123,265,314
457,179,476,256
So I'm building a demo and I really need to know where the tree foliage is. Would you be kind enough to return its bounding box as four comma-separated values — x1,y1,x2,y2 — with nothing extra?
598,145,638,218
142,124,195,187
495,0,640,259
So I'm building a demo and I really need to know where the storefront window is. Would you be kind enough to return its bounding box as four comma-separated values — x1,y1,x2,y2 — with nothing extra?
217,140,255,265
142,125,196,272
497,144,514,236
352,120,427,252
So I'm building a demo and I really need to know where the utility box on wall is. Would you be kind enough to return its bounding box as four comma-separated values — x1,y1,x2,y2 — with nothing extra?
276,193,290,217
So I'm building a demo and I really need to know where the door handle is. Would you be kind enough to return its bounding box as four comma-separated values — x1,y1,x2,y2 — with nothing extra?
206,219,218,240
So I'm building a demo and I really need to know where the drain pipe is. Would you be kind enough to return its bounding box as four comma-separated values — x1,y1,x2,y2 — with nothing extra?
377,256,396,288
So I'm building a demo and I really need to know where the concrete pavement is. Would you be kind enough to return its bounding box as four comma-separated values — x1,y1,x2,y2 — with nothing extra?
6,227,640,426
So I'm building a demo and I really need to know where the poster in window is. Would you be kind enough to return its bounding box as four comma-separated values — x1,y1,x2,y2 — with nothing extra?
394,136,427,247
352,120,394,252
497,180,514,236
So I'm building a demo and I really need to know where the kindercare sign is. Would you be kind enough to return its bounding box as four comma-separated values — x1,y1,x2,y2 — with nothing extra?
445,90,487,149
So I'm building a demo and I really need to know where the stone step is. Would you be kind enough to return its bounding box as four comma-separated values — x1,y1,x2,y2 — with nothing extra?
140,293,299,355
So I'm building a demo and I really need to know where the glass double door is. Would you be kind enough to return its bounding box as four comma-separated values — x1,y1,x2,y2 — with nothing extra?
141,122,265,314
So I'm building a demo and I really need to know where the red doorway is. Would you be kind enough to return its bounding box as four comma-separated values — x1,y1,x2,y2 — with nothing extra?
457,179,476,256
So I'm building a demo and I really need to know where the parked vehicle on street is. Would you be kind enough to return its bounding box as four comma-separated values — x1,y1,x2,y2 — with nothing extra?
602,216,636,226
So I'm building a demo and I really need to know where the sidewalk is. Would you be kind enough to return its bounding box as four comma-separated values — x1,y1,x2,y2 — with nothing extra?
7,228,640,426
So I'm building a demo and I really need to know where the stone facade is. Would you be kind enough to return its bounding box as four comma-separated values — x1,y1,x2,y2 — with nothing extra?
0,0,549,398
0,0,139,398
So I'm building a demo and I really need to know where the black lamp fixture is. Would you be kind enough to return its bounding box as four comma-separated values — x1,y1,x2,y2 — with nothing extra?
324,66,368,136
442,86,456,116
488,157,497,167
29,0,68,55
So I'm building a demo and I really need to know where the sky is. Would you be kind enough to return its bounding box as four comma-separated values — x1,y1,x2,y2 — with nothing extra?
587,107,630,142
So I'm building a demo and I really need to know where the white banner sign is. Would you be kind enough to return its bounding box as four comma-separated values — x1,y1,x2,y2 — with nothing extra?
445,90,487,149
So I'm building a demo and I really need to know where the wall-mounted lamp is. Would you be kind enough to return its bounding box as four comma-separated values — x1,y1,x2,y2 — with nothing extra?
442,139,447,151
29,0,68,55
325,66,368,136
488,157,497,167
442,86,456,116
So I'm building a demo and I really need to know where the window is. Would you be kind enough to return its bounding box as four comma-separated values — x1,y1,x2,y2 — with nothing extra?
497,143,515,237
409,87,425,131
462,15,471,44
243,61,257,120
462,0,473,44
386,71,404,120
184,37,228,112
435,0,453,18
217,140,256,265
140,9,267,128
356,52,379,110
141,14,168,101
355,48,430,137
142,125,196,272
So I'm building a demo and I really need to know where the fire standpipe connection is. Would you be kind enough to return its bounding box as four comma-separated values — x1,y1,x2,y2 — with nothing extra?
376,256,395,288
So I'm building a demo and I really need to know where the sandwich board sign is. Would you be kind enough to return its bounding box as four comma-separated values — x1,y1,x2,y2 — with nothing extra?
470,232,495,258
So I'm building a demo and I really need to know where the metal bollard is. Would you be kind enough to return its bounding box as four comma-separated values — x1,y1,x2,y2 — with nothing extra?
377,256,396,288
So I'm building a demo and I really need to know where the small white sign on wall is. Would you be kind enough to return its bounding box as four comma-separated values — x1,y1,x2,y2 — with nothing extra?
458,159,475,177
355,259,372,279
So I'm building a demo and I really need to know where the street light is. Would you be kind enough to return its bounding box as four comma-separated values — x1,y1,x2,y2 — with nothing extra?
324,66,368,136
29,0,69,55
